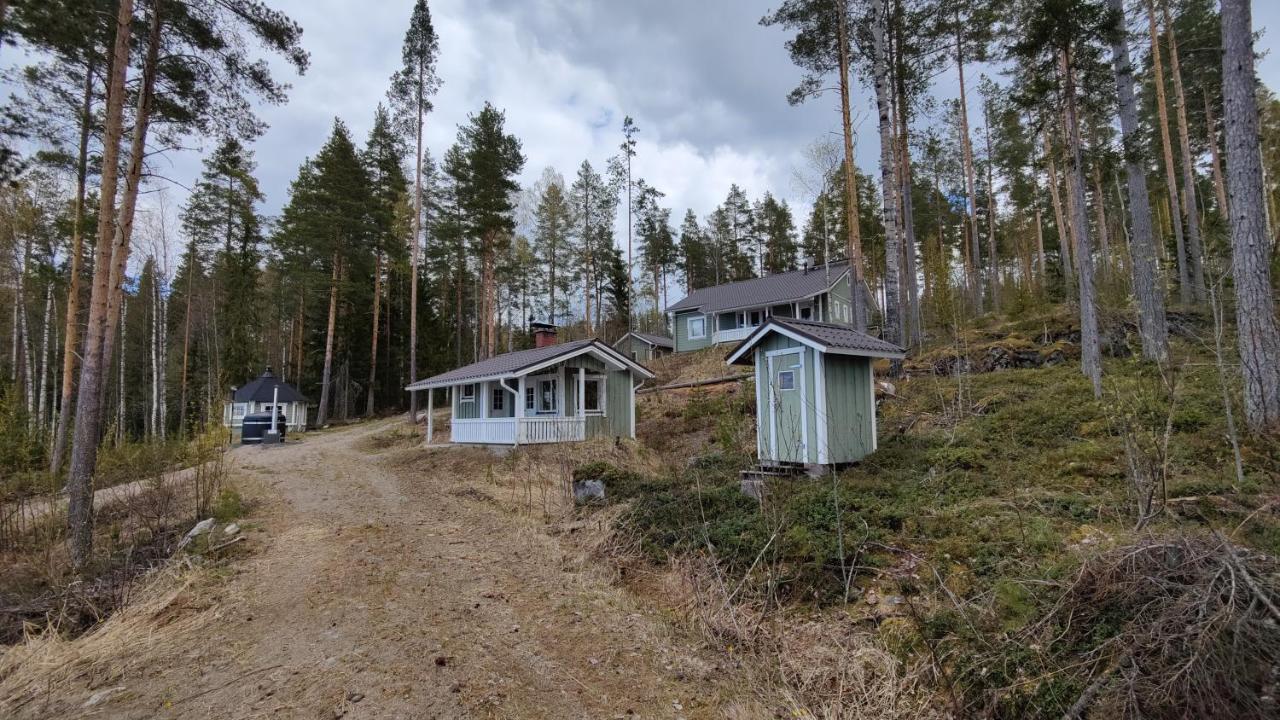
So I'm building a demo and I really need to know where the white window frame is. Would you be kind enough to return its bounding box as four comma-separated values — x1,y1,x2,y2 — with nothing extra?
582,374,607,416
460,383,476,402
687,315,706,340
491,385,505,412
232,402,248,418
529,373,558,414
524,386,535,411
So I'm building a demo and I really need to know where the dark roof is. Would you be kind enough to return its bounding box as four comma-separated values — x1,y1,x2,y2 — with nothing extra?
616,331,674,350
667,261,849,314
233,368,306,403
405,339,654,391
727,317,905,365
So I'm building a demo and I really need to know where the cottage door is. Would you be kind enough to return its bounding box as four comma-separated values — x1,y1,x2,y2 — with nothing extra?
768,351,805,463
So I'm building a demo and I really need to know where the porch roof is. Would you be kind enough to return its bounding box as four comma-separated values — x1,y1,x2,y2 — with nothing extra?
405,339,654,391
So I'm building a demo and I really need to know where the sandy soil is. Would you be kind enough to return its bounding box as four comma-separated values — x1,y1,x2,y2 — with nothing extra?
6,419,749,719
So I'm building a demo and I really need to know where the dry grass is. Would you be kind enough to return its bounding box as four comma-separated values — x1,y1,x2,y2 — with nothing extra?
0,561,223,715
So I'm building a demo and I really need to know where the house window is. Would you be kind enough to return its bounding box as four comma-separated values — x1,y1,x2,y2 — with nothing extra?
232,402,248,418
777,371,796,391
491,386,505,412
538,378,558,413
583,377,605,415
525,386,535,411
749,310,762,326
460,384,475,402
687,316,706,339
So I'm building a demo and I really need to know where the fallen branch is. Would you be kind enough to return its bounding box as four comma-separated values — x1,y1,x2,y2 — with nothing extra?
638,373,752,394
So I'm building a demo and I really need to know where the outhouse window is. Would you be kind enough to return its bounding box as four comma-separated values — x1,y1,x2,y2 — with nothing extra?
777,371,796,390
687,316,706,339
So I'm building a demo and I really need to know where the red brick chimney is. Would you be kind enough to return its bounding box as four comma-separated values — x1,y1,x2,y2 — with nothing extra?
531,321,557,348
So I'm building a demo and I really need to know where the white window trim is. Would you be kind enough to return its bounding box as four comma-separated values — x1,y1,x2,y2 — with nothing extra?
460,383,476,402
583,374,607,416
687,315,706,340
491,383,506,412
528,373,559,414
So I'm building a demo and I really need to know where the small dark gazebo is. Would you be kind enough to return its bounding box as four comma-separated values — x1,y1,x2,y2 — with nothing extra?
223,367,309,432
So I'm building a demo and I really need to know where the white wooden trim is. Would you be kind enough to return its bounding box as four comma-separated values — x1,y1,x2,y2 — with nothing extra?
754,348,765,458
426,389,434,443
515,375,526,419
630,378,639,439
814,349,828,464
869,362,878,451
687,314,707,339
577,366,586,418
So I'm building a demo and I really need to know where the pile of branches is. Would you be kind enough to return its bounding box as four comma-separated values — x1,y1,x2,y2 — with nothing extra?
1035,533,1280,718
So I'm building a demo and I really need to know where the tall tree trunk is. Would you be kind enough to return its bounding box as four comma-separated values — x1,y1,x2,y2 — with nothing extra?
838,2,867,331
1203,89,1229,216
1044,128,1074,291
894,34,922,346
316,254,340,427
1091,165,1111,280
1220,0,1280,432
178,241,195,435
1062,52,1103,397
871,0,902,373
96,1,161,424
116,296,126,443
982,108,1000,312
956,17,982,313
1146,0,1191,304
408,68,424,423
37,285,52,430
50,57,96,473
1162,0,1206,301
1109,0,1170,362
66,0,134,571
366,247,381,416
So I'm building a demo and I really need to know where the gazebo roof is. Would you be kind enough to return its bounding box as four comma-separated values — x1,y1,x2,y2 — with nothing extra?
233,368,306,403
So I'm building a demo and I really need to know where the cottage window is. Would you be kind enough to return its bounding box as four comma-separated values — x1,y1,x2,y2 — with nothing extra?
687,316,706,339
583,377,605,414
525,386,535,411
232,403,248,418
460,384,475,402
538,378,558,413
749,310,762,326
491,386,505,412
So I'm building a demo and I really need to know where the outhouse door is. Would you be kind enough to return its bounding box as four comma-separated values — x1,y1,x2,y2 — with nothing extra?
767,350,806,463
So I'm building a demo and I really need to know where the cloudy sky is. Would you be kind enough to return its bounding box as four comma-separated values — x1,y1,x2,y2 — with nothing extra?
13,0,1280,262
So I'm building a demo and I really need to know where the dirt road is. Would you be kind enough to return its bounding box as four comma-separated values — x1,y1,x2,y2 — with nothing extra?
8,420,746,719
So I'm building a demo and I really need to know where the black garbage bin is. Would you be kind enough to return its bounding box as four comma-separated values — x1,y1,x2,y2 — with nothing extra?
241,411,287,444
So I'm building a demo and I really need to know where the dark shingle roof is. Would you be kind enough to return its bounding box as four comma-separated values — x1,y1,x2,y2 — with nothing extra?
405,339,654,391
617,331,674,349
728,317,905,364
667,261,849,314
233,368,306,403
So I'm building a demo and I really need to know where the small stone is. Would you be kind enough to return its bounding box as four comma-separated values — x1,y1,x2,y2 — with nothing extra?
224,523,240,536
83,686,126,708
346,691,364,703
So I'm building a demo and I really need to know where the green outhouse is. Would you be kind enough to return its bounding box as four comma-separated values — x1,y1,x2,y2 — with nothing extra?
727,318,905,467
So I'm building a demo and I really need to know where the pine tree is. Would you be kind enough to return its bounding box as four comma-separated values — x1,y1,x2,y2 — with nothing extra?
677,209,714,292
453,103,524,359
533,173,574,325
1219,0,1280,432
389,0,440,420
567,161,615,332
756,193,798,274
636,182,676,315
362,105,408,415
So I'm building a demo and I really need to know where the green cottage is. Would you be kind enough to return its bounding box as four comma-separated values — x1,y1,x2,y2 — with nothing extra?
727,318,905,467
405,325,654,447
612,331,674,364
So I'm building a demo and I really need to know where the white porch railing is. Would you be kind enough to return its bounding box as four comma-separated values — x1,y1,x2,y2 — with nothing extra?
451,418,517,444
517,416,586,444
450,417,585,445
713,326,754,344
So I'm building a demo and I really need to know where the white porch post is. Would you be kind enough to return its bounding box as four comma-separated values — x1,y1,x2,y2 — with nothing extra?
516,376,526,418
426,388,434,443
577,366,586,418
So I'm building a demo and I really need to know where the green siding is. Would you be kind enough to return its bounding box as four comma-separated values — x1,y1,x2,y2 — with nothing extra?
566,356,634,440
673,310,711,352
822,355,874,463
